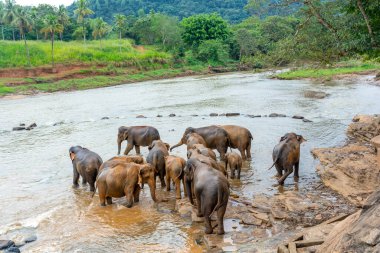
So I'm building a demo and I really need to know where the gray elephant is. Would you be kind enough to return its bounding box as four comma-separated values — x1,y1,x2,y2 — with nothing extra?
171,126,230,160
69,146,103,191
146,140,170,188
268,133,306,185
184,158,230,234
220,125,253,160
117,126,160,155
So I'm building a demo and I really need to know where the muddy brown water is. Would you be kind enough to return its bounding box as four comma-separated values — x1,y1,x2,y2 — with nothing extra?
0,72,380,252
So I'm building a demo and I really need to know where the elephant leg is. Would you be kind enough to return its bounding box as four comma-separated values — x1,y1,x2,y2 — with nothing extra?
159,165,166,188
230,164,235,179
195,190,203,217
135,145,141,155
237,165,241,179
275,164,283,178
98,184,106,206
175,179,181,199
278,166,293,185
124,186,134,208
246,142,252,160
294,161,300,178
217,146,226,161
133,184,141,203
182,177,188,197
216,204,227,235
166,173,171,192
203,200,213,234
88,172,96,192
238,147,246,160
124,143,134,156
82,177,87,185
106,197,113,205
73,167,80,188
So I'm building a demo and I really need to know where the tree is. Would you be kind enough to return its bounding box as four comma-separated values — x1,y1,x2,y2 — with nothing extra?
3,0,16,40
234,28,256,59
91,17,109,48
0,1,5,40
57,5,70,41
180,13,230,47
41,14,63,68
13,5,32,66
151,13,182,49
74,0,93,43
113,13,126,52
197,39,229,64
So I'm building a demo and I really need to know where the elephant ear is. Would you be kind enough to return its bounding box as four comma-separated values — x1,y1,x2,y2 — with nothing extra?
69,152,76,161
297,135,306,143
164,143,170,151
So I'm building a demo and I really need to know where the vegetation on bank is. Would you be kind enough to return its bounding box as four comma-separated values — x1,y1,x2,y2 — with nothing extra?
275,63,380,80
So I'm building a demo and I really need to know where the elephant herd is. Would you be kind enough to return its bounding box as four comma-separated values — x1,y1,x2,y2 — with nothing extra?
69,124,305,235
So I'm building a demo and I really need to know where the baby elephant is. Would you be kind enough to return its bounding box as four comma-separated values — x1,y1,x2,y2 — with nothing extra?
268,133,306,185
165,155,187,199
96,163,157,207
184,158,230,235
225,151,243,179
69,146,103,191
99,155,144,173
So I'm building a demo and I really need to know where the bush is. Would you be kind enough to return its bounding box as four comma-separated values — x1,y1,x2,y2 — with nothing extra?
196,40,229,64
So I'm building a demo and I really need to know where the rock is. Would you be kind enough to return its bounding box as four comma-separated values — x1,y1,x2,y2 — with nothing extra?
101,117,109,120
371,135,380,150
169,113,176,117
24,235,37,243
175,199,192,218
191,210,204,223
247,115,261,118
5,247,20,253
241,213,262,226
28,123,37,128
0,240,14,250
304,91,328,99
303,119,313,123
292,115,304,119
53,121,64,126
271,207,288,220
317,190,380,252
226,113,240,117
219,113,226,116
156,115,162,117
209,113,218,117
12,127,25,131
269,113,286,117
19,123,25,126
191,114,198,117
315,214,323,220
136,115,146,118
348,115,380,142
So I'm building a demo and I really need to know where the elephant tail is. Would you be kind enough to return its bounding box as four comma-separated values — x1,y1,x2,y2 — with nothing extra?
249,131,253,140
91,183,97,198
267,158,278,170
208,186,228,218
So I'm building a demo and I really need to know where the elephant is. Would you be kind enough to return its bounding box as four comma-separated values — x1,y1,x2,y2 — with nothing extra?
146,140,170,188
220,125,253,160
187,148,227,177
268,133,306,185
171,126,230,160
184,158,230,234
99,155,145,173
192,144,217,161
96,162,157,207
225,151,243,179
186,133,207,150
164,155,187,199
117,126,160,156
69,146,103,192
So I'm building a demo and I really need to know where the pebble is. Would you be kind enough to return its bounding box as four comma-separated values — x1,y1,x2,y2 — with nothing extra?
24,235,37,243
0,240,14,250
209,113,218,117
5,247,20,253
169,113,176,117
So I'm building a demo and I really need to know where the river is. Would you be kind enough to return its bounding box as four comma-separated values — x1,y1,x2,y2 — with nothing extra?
0,72,379,252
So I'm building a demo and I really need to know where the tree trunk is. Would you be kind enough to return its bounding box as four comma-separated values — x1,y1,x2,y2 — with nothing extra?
1,26,4,40
12,28,15,41
51,32,55,68
100,37,102,49
119,31,121,53
83,21,86,44
36,29,39,40
304,0,338,39
356,0,377,47
60,32,63,41
24,34,31,67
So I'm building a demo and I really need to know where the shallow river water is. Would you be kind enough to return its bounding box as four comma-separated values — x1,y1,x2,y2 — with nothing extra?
0,72,380,252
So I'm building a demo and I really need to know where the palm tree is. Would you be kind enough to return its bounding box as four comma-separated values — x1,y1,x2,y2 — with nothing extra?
0,1,5,40
74,0,93,43
13,6,32,66
30,7,41,40
114,14,126,52
3,0,17,41
40,14,63,68
57,5,69,41
91,17,109,49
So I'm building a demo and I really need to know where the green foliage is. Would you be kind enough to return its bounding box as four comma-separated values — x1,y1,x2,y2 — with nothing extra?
197,40,229,64
181,13,230,47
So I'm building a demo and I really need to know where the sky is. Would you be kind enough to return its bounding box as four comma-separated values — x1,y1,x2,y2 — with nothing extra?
16,0,74,7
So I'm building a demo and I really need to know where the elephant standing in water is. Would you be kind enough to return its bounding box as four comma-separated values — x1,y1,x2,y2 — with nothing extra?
184,158,230,234
225,151,243,179
171,126,230,160
69,146,103,192
117,126,160,155
220,125,253,160
268,133,306,185
165,155,187,199
146,140,170,188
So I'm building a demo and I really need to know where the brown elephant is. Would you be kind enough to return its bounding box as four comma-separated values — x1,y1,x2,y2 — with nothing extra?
268,133,306,185
69,146,103,192
164,155,187,199
187,149,227,176
96,162,157,207
225,151,243,179
146,140,170,188
99,155,144,173
220,125,253,160
171,126,230,160
117,126,160,155
184,158,230,234
186,133,207,150
192,144,217,161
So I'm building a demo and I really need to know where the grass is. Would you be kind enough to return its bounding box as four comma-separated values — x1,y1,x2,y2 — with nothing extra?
275,63,380,80
0,39,171,68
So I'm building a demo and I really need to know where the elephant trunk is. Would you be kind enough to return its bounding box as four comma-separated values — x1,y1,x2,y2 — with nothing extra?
148,178,157,202
170,140,183,152
117,137,122,155
185,176,194,205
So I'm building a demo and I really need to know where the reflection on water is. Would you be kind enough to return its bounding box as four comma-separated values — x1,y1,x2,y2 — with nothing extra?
0,72,380,251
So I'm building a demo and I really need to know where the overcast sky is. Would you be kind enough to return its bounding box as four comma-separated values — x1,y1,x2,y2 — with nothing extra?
17,0,74,7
